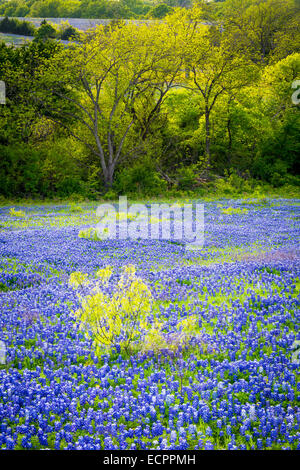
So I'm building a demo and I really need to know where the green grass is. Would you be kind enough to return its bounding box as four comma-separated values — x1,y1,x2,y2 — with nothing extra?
0,181,300,207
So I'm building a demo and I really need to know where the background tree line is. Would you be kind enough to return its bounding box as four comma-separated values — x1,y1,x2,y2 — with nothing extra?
0,16,80,39
0,0,183,20
0,0,299,199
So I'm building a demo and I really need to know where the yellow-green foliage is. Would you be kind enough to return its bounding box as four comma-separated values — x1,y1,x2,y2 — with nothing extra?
9,207,26,217
71,264,153,352
78,227,108,240
68,271,90,289
221,207,248,215
177,314,199,334
70,266,204,356
118,212,137,221
95,266,113,286
246,194,269,205
69,202,84,213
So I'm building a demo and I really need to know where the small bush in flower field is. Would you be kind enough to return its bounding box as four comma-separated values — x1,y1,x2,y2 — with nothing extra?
9,207,26,217
71,264,154,354
220,206,248,215
78,227,107,240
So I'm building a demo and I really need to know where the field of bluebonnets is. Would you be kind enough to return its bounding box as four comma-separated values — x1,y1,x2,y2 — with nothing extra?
0,197,299,451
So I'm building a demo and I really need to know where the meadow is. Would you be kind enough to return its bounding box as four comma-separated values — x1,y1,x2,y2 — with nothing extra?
0,32,33,45
0,196,299,450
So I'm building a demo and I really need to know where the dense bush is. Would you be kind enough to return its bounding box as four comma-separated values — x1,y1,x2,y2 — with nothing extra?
146,3,173,19
33,20,57,41
114,161,168,196
0,144,43,197
0,141,94,199
253,116,300,187
0,16,36,36
71,265,154,354
59,25,80,41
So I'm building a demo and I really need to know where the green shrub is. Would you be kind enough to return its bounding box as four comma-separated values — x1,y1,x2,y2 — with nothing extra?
221,207,248,215
9,207,26,217
175,164,203,190
146,3,173,18
58,26,80,41
71,265,153,354
68,193,86,203
78,227,105,241
70,265,203,358
34,21,57,42
115,161,167,196
102,190,118,201
214,169,255,195
69,202,84,213
0,16,36,36
0,144,43,198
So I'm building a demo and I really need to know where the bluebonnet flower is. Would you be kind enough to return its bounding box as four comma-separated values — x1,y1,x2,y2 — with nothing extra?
0,200,299,450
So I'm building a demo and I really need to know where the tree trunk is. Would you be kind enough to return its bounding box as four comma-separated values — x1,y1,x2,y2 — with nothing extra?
205,104,211,166
104,165,114,190
227,116,232,167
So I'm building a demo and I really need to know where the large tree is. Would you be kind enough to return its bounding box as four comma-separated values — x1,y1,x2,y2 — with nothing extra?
37,21,182,188
172,6,258,165
221,0,300,63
